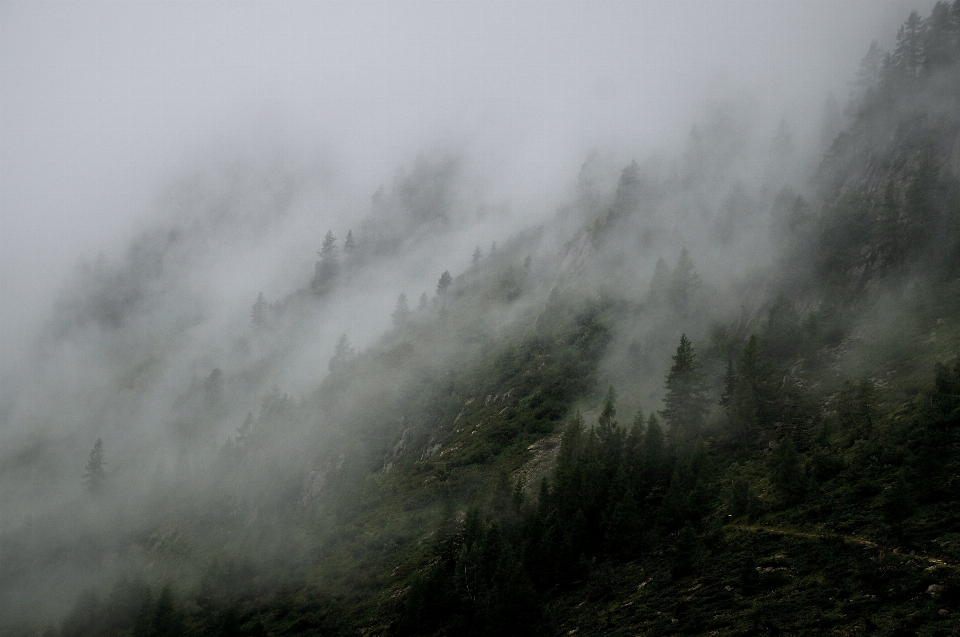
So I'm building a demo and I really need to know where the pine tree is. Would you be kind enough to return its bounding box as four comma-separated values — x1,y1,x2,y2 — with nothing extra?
669,247,701,315
250,292,268,330
392,293,411,327
661,334,709,442
418,292,428,311
344,229,356,254
892,11,926,76
770,436,804,505
923,2,955,69
648,257,672,305
596,386,620,453
880,472,915,537
719,358,737,407
329,333,355,372
437,271,453,296
312,231,339,297
614,160,641,213
726,334,778,446
471,246,482,268
82,438,107,495
642,413,665,477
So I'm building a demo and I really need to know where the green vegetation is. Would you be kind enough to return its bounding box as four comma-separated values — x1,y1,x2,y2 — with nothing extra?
7,3,960,636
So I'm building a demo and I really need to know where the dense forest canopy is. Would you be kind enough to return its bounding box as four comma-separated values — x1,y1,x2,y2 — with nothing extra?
2,2,960,636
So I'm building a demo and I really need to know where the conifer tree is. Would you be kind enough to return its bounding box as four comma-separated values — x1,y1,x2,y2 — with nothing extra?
596,386,620,453
392,293,411,327
770,436,804,504
661,334,709,441
726,334,778,446
648,257,672,305
719,358,737,407
471,246,482,268
669,248,701,314
250,292,269,330
880,472,915,537
329,333,355,372
642,413,665,479
437,270,453,296
82,438,107,495
312,231,339,297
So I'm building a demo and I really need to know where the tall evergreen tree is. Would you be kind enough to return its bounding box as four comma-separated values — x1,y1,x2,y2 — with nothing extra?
719,358,737,407
648,257,672,305
596,386,620,453
312,231,339,297
392,293,411,327
892,11,926,76
661,334,709,442
329,333,355,372
770,436,804,505
250,292,268,330
669,247,701,315
437,270,453,296
82,438,107,495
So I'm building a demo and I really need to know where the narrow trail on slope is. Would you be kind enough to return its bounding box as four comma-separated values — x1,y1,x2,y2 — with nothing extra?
728,524,960,571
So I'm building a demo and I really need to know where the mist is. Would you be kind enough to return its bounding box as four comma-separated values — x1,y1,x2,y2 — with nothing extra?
0,0,940,630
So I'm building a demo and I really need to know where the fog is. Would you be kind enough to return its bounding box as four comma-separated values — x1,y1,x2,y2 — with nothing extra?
1,1,918,365
0,0,934,629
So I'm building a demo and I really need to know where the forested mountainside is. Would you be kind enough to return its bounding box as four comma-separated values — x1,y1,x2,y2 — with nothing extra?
3,3,960,636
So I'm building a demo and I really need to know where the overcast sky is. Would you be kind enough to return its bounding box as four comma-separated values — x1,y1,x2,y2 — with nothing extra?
0,0,922,368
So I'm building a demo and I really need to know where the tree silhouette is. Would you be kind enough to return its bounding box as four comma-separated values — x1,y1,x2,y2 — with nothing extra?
250,292,268,330
669,247,701,315
770,436,804,505
437,271,453,296
661,334,709,442
392,293,411,327
82,438,107,495
312,231,339,297
329,333,355,372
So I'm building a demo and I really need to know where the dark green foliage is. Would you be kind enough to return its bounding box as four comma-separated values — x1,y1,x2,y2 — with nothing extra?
724,335,779,447
762,293,802,362
769,436,805,505
661,334,709,443
879,472,915,535
719,358,736,407
836,378,879,441
725,467,757,519
670,525,703,579
816,191,872,286
131,585,183,637
38,8,960,636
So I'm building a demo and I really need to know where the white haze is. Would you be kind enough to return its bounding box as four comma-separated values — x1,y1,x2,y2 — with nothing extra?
1,0,921,370
0,0,934,624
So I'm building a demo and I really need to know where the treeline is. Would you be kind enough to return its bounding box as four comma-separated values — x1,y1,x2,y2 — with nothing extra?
391,349,960,636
